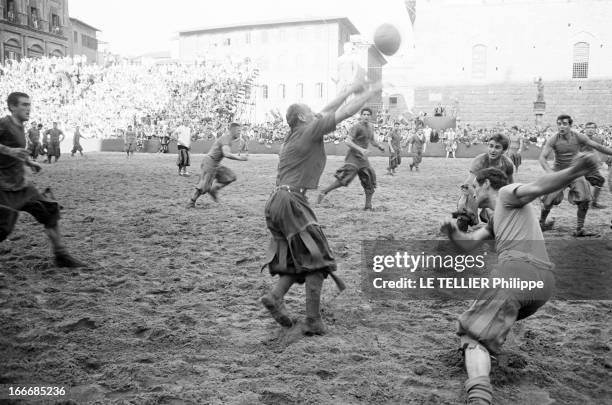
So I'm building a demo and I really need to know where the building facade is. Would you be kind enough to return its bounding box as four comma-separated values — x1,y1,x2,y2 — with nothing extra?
179,17,386,123
0,0,69,63
412,0,612,126
69,17,98,63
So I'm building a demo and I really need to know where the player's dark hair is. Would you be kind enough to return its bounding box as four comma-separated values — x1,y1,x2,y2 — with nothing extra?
6,92,29,109
556,114,573,125
511,125,519,131
475,168,509,190
361,108,372,115
585,122,597,128
487,133,509,151
229,122,241,129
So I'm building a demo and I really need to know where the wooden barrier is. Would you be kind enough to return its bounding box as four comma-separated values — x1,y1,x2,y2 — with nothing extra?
99,138,544,159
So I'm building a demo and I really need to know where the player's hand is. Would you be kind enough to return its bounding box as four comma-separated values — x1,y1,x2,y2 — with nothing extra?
440,220,457,237
239,156,248,161
27,160,42,173
9,148,29,161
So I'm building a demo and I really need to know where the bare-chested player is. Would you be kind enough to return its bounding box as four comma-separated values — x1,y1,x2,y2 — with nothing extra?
261,78,381,335
0,92,84,267
441,152,602,405
317,108,385,210
453,134,514,231
582,122,606,209
539,115,612,236
186,122,246,208
508,125,523,172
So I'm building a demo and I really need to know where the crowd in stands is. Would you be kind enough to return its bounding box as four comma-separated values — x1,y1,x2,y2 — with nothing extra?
1,56,611,150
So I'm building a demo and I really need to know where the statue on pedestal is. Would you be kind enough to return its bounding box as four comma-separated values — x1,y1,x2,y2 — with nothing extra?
535,77,544,103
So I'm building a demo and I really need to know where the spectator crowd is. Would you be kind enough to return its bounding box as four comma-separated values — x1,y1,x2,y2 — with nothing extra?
1,56,611,150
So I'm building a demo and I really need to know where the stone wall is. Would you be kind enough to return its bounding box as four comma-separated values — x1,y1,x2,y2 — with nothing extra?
415,79,612,127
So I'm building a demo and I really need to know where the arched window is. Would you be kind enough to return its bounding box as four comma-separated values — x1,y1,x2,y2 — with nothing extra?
572,42,589,79
471,44,487,79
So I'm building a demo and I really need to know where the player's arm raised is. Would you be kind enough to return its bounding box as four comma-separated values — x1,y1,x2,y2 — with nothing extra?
440,219,492,252
512,153,600,207
222,144,247,161
335,81,382,124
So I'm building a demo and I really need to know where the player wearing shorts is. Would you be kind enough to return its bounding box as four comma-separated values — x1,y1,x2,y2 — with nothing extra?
238,130,250,157
407,128,427,171
174,119,192,176
44,122,64,163
582,122,606,209
317,108,385,210
507,125,523,172
187,122,247,207
454,134,514,231
440,153,601,405
124,125,137,158
539,115,612,236
261,78,381,335
71,126,86,157
27,122,42,160
386,122,402,175
0,92,84,267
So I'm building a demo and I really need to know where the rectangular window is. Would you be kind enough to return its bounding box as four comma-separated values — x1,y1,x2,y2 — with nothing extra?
390,97,398,105
315,82,323,98
296,83,304,99
262,85,268,99
74,31,78,42
223,38,231,46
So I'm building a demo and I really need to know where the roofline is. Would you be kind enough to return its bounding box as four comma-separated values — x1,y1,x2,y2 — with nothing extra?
69,17,101,32
179,17,359,36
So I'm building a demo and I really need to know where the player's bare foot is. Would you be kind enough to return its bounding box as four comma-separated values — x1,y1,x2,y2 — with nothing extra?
591,202,606,209
55,253,86,268
186,200,196,209
209,187,218,202
261,293,293,327
302,318,326,335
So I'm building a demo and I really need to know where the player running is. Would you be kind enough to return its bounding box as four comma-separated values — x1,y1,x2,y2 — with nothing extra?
441,152,602,405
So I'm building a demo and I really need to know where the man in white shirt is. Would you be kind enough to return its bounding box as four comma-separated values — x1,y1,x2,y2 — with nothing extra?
174,119,192,176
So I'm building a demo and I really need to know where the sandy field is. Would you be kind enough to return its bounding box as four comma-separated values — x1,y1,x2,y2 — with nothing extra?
1,152,610,404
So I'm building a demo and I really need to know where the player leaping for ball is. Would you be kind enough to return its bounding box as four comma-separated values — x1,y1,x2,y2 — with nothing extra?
0,92,85,268
453,134,514,231
261,78,382,335
317,107,385,210
538,114,612,236
187,122,247,208
440,152,602,405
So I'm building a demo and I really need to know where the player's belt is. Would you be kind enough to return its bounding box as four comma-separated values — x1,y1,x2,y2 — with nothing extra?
274,185,307,194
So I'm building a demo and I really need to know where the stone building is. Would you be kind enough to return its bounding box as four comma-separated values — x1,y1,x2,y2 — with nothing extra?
0,0,69,62
412,0,612,126
69,17,99,63
178,17,386,123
